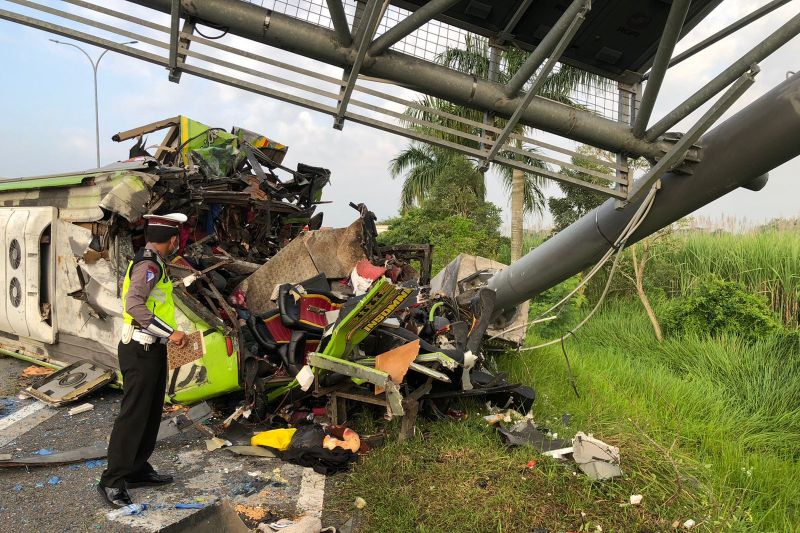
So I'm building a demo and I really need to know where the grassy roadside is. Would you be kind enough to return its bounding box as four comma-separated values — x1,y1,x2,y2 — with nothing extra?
325,302,800,532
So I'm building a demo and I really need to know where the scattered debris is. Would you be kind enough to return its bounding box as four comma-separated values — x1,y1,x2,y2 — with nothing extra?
47,475,61,485
484,408,572,457
323,427,360,453
164,500,251,532
0,444,106,468
572,432,622,480
106,503,148,520
84,459,107,469
683,519,696,529
234,503,269,522
24,362,115,406
630,494,643,505
259,516,322,533
175,502,209,510
157,402,213,440
224,446,277,458
21,366,53,378
205,437,233,451
68,403,94,416
251,428,297,452
33,449,52,455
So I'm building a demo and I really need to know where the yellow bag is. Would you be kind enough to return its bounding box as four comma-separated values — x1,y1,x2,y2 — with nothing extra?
250,428,297,451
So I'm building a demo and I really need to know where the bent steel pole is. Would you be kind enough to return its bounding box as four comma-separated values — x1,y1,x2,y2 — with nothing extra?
488,72,800,314
123,0,664,159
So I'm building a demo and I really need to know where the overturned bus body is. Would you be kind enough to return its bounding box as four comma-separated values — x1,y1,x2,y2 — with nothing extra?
0,116,530,420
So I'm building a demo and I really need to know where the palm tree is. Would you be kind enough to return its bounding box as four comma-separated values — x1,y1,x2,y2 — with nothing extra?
391,34,610,261
389,143,485,211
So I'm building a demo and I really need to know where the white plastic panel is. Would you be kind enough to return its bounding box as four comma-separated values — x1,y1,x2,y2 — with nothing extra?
5,210,30,338
0,209,9,335
0,207,57,343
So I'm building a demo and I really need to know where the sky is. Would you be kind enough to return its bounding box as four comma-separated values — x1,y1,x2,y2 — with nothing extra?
0,0,798,230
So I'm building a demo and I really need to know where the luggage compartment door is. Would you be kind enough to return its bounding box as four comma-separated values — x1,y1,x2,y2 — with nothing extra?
0,207,57,344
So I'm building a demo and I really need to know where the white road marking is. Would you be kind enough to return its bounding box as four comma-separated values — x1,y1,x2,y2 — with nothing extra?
296,467,326,519
0,400,57,447
0,400,45,431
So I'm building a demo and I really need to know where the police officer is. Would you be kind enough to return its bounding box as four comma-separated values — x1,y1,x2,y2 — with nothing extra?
98,213,188,508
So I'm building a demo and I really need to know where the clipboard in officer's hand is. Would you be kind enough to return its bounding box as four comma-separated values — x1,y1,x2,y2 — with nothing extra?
167,331,206,369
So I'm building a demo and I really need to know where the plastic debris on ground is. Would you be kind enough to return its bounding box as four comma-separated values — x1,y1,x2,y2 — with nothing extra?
106,503,148,520
68,403,94,416
251,428,297,451
206,437,233,451
484,407,573,457
572,432,622,480
175,502,208,509
47,476,61,485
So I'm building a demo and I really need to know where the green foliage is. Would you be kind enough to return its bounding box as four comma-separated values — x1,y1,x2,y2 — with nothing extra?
662,277,780,341
379,175,507,273
389,145,485,211
588,227,800,328
672,230,800,328
548,146,614,232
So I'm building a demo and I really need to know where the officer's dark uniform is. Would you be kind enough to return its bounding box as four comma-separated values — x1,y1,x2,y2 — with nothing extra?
99,215,184,506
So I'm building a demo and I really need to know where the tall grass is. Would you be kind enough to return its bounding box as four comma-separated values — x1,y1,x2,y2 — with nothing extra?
588,229,800,327
669,231,800,327
504,301,800,531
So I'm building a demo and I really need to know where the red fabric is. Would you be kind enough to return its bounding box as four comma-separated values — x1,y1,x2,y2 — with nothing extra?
355,259,386,281
264,314,293,343
298,295,342,330
303,339,320,364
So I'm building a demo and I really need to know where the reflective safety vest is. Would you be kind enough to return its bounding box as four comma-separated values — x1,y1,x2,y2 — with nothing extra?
121,249,177,330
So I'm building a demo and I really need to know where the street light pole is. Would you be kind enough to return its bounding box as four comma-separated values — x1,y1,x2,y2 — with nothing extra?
49,39,137,168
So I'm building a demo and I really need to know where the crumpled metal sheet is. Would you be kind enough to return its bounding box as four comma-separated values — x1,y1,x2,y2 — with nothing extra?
98,171,159,222
430,254,529,345
240,218,367,314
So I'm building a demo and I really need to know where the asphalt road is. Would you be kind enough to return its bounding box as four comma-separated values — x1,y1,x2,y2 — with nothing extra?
0,354,324,533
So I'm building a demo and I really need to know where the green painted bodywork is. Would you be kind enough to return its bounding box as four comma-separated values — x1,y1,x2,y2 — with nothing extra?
0,173,93,192
168,296,241,404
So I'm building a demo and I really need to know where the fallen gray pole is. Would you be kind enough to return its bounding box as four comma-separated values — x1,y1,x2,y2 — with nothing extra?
488,72,800,314
124,0,665,159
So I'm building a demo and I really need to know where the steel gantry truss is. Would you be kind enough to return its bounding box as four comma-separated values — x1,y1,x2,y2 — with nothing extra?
1,0,799,203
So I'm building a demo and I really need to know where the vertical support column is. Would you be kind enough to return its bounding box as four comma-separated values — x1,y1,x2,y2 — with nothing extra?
482,40,502,150
614,83,636,208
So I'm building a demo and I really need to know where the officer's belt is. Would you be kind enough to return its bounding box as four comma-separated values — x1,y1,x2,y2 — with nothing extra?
132,329,167,346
